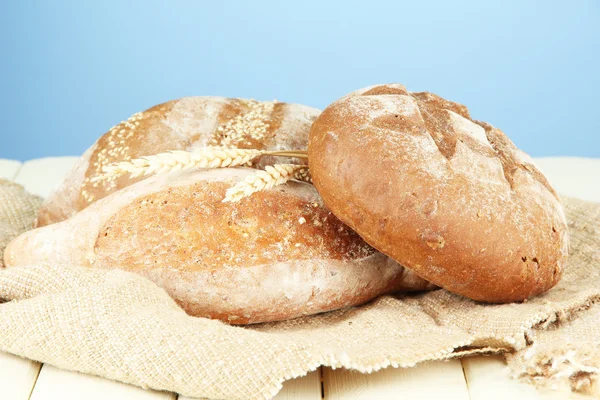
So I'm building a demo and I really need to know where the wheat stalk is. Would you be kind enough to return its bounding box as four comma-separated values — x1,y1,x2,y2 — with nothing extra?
265,150,308,159
223,164,310,203
94,148,262,182
94,148,308,182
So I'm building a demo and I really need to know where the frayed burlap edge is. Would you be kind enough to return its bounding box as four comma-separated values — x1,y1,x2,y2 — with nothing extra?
507,299,600,397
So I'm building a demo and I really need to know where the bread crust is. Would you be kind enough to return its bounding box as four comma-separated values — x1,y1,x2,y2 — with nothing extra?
308,84,569,303
35,97,320,227
6,168,434,324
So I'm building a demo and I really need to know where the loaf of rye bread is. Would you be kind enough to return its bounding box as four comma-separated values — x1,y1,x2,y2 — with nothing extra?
308,84,569,303
5,168,434,324
36,97,320,227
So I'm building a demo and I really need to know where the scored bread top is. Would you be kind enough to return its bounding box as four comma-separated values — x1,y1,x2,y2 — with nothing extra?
308,83,569,303
36,97,320,226
5,168,434,324
94,170,376,271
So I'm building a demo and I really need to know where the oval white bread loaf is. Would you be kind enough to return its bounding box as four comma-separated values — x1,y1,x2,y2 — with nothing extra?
36,97,320,227
308,84,569,303
5,168,434,324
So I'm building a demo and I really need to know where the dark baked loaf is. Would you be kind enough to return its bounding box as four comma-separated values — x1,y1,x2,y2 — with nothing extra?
6,168,434,324
36,97,320,227
308,84,569,303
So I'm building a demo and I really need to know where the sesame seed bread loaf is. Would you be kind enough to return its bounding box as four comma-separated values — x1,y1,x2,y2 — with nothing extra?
35,97,320,227
308,84,569,303
5,168,434,324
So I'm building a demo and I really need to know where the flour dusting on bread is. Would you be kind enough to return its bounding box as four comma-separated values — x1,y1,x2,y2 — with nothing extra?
308,83,569,303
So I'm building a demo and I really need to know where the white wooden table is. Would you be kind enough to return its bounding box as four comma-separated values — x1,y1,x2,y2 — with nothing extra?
1,156,598,400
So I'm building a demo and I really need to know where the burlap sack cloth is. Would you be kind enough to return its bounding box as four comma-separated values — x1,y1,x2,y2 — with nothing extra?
1,178,599,399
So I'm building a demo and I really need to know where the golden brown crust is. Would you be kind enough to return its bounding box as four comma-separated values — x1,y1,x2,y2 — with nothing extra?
308,84,569,303
36,97,320,227
208,99,285,149
94,181,375,271
79,100,181,208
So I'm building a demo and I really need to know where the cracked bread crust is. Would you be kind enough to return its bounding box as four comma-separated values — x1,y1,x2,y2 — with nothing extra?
308,84,569,303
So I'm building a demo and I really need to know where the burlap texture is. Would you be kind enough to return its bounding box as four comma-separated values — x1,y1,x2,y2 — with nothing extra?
0,183,599,399
0,179,42,268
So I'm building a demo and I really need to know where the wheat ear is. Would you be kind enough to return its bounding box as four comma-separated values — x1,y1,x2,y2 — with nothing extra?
223,164,310,203
94,148,266,182
293,166,312,183
95,148,309,182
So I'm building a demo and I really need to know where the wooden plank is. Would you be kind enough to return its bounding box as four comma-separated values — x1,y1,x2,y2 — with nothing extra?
462,356,540,400
13,156,79,198
29,364,176,400
177,369,322,400
323,360,470,400
0,158,22,180
272,370,322,400
0,352,42,400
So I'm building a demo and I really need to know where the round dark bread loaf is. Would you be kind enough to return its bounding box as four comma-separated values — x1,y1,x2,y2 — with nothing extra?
6,168,434,324
308,84,569,303
36,97,320,227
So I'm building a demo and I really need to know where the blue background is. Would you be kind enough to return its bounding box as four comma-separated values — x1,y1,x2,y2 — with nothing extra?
1,1,598,160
